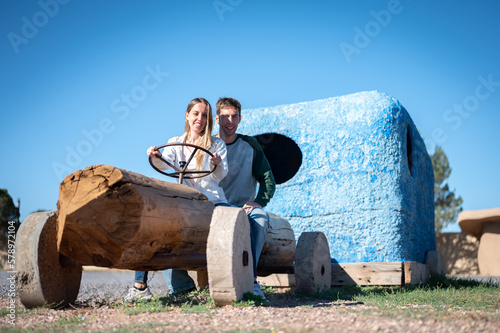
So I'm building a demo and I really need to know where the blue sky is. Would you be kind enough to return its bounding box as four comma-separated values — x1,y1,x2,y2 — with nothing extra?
1,0,499,232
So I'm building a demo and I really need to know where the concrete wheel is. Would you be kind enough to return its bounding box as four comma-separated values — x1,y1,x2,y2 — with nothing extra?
295,232,331,293
15,211,82,309
207,206,254,306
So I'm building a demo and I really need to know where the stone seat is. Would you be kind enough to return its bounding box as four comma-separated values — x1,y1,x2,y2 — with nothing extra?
458,208,500,276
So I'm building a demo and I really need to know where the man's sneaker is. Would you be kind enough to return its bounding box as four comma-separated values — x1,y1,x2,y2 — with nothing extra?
253,282,267,300
124,286,153,302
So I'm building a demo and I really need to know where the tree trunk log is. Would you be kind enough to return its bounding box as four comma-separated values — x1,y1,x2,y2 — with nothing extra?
57,165,214,270
258,213,296,270
56,165,296,271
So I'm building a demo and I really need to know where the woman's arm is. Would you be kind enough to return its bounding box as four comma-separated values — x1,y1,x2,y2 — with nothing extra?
209,138,228,182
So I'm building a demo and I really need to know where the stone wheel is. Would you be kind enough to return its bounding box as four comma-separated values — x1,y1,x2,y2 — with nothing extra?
15,211,82,309
207,206,254,306
294,232,331,293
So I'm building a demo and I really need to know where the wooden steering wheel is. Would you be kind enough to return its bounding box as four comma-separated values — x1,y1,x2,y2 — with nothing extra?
148,143,216,184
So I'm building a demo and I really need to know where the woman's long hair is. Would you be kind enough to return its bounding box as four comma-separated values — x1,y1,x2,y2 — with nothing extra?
184,97,214,170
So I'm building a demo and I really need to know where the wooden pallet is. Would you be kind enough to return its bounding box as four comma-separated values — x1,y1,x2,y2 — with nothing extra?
259,251,443,287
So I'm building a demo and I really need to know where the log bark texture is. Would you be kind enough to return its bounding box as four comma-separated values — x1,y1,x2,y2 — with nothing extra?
57,165,214,270
258,213,296,270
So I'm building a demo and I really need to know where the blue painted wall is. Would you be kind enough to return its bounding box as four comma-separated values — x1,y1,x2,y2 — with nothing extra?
239,91,435,263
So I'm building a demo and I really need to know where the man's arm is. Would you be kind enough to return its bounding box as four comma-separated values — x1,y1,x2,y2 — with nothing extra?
250,138,276,208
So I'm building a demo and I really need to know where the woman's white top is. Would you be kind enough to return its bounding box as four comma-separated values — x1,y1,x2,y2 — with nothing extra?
151,134,228,204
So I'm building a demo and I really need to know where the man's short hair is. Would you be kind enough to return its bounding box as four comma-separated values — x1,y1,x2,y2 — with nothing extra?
216,97,241,116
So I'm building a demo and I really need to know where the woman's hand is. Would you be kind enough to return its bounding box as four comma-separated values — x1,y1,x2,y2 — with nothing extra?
147,146,161,157
210,152,222,165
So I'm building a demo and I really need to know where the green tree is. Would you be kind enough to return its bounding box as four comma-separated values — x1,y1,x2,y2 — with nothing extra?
430,146,463,233
0,189,20,236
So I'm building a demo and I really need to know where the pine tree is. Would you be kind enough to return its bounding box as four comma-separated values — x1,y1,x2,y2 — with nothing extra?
430,146,463,233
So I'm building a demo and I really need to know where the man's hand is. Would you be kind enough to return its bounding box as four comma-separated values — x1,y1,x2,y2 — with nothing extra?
242,201,262,215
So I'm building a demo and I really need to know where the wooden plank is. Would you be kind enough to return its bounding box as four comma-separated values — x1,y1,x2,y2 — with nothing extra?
403,261,430,285
331,262,403,286
260,262,434,287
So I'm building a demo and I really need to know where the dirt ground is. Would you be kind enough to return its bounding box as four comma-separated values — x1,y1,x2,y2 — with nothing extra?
1,293,499,332
0,298,500,333
1,270,499,332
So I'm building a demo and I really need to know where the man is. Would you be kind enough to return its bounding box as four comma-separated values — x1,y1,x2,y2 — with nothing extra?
125,97,275,301
165,97,276,299
214,97,276,299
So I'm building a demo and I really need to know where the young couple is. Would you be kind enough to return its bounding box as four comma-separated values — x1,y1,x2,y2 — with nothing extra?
125,97,276,301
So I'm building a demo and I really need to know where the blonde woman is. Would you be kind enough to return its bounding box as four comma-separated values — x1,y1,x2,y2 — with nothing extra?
125,98,228,301
148,97,228,204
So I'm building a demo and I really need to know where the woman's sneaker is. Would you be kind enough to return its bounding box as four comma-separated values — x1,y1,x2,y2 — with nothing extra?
253,282,267,300
124,286,153,302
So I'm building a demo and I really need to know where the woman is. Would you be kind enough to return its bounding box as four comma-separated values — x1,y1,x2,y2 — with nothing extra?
148,97,228,204
125,98,228,301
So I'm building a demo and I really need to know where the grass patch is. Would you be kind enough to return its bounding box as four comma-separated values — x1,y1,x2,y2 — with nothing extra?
0,308,10,317
4,275,497,331
232,292,269,307
120,297,171,316
180,303,211,314
0,315,86,333
108,322,169,332
269,274,499,321
233,285,275,307
318,275,500,320
56,315,84,327
114,287,216,315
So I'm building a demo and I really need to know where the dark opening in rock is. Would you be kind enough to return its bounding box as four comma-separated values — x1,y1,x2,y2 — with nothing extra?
253,133,302,185
407,126,413,176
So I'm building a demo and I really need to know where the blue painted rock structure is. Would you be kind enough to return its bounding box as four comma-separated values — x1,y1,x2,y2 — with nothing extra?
239,91,435,263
